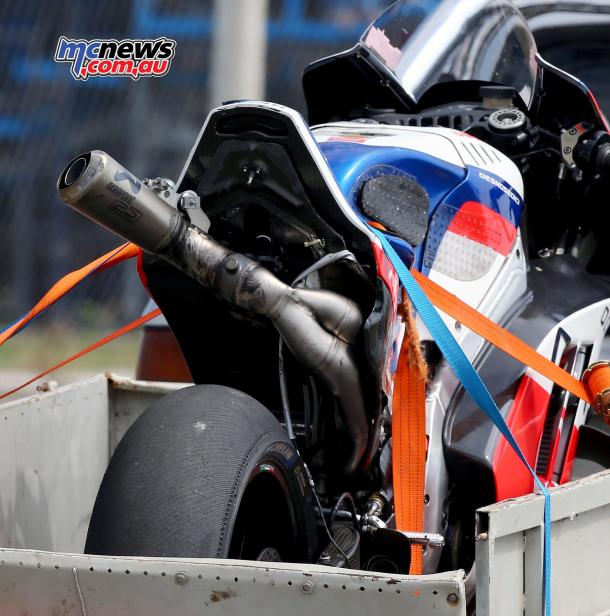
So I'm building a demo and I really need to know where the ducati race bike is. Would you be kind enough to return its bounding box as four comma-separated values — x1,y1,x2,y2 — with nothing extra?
56,0,610,607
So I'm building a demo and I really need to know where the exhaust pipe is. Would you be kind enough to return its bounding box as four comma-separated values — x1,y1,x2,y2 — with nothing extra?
58,151,369,474
58,151,184,254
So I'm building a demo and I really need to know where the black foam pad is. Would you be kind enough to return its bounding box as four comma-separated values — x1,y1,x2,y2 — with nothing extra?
361,175,429,246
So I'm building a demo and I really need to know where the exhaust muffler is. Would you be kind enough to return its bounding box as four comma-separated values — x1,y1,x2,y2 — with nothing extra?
58,151,369,473
58,151,184,254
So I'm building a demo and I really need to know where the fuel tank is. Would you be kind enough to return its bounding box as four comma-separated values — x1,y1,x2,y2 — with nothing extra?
312,123,524,278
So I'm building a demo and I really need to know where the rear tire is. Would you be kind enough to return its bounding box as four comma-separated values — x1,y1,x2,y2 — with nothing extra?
85,384,318,562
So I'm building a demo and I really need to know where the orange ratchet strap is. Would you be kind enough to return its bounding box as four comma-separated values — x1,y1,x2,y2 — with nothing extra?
412,270,595,405
0,242,145,399
393,296,427,574
0,308,161,401
582,361,610,420
392,266,610,576
0,242,140,346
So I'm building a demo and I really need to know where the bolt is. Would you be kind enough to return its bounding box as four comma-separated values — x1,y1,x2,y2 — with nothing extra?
563,146,572,154
569,128,577,135
301,580,315,594
538,248,552,258
175,572,188,585
318,552,331,564
225,257,239,273
447,592,459,605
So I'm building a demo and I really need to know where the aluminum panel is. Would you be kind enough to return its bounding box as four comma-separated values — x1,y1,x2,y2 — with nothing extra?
0,375,109,554
0,548,466,616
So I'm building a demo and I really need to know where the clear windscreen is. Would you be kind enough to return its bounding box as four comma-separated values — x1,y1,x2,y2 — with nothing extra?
361,0,538,107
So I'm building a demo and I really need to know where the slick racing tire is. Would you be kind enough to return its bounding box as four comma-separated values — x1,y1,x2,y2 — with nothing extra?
85,384,318,563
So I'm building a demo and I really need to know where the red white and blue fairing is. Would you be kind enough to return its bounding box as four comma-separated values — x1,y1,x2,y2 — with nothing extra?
314,123,524,308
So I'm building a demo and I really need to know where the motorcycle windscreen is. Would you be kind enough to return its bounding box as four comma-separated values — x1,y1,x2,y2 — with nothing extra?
361,0,538,108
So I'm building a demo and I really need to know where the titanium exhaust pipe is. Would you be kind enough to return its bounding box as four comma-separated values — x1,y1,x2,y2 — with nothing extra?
58,151,368,473
58,151,184,254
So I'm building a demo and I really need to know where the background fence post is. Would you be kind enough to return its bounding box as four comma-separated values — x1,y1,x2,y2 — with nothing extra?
210,0,269,109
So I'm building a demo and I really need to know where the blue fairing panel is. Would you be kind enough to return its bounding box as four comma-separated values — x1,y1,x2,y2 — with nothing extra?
319,141,466,267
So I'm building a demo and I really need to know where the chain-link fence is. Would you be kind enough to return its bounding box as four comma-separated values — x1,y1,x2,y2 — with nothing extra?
0,0,388,331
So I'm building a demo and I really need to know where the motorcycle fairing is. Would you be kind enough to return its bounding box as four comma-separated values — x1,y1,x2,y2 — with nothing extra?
536,55,609,133
176,101,379,264
312,123,524,310
444,257,610,499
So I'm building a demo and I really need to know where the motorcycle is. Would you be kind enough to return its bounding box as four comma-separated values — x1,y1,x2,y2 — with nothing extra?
56,0,610,605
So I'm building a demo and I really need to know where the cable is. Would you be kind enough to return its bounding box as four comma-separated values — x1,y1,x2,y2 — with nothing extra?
329,492,359,530
311,485,351,567
290,249,356,288
278,337,296,441
300,460,350,566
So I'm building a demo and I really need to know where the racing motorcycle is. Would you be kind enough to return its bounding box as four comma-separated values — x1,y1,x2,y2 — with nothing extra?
57,0,610,603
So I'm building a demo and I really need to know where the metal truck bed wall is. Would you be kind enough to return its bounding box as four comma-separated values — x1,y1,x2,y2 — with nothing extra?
0,374,608,615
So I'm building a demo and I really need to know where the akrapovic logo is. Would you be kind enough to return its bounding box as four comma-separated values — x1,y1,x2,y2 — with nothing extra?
478,171,521,206
54,37,176,81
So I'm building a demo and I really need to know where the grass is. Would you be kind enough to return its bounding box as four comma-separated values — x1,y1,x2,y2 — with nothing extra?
0,323,141,373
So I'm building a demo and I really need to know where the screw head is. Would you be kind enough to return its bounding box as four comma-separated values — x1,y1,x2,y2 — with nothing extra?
175,571,188,585
447,592,459,605
301,580,315,594
569,128,578,135
564,146,572,154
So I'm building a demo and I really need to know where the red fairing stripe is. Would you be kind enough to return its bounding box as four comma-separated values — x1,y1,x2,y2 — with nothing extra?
559,426,580,485
493,375,550,501
448,201,517,256
372,242,400,306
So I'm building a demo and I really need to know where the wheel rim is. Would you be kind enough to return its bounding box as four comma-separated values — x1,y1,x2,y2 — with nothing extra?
255,546,282,561
228,458,300,562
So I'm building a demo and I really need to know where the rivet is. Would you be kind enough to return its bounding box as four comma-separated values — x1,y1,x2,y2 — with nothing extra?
447,592,459,605
175,572,188,585
301,580,315,594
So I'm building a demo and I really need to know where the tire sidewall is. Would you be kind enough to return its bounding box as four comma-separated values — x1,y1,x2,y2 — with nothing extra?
222,437,317,562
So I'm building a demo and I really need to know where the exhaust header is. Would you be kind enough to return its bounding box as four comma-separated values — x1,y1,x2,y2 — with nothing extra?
57,151,369,474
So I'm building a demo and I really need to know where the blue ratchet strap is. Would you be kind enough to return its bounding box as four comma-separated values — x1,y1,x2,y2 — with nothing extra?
371,228,551,616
